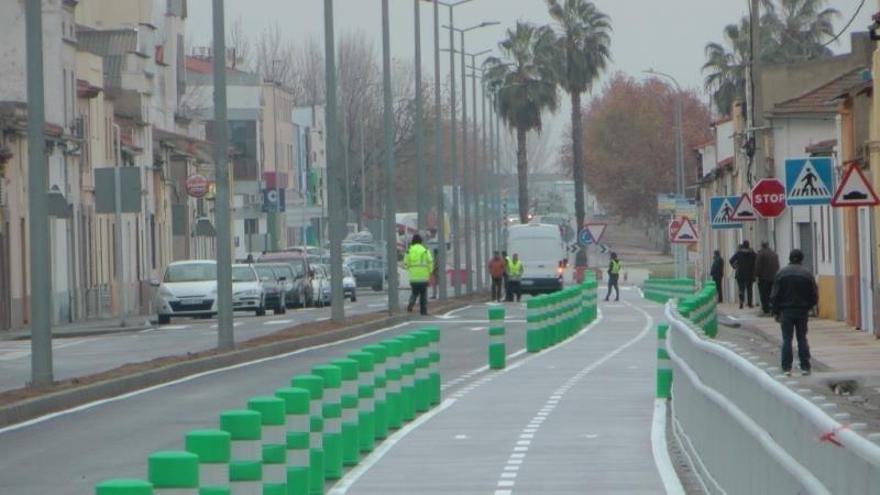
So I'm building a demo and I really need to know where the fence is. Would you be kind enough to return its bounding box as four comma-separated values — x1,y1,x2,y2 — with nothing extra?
95,326,442,494
641,278,694,304
664,302,880,494
524,277,598,354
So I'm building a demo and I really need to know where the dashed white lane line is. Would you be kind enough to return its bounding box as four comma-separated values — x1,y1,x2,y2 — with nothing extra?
263,319,294,326
157,324,190,330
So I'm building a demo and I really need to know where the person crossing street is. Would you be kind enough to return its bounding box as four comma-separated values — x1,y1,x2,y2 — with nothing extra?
605,252,621,302
404,234,434,315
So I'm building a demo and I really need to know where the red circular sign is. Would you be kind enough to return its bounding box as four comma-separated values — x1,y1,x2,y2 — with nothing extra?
185,175,210,198
751,178,786,218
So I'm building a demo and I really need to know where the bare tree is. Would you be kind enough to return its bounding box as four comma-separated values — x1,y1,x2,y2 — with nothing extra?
227,16,252,70
292,36,325,106
253,23,296,86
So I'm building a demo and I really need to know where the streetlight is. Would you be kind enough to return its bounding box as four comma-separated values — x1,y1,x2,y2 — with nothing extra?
643,68,686,279
325,0,345,320
466,52,490,291
444,21,499,295
381,0,400,312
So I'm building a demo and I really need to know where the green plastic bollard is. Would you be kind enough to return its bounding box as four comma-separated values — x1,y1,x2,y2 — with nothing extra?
275,387,311,495
290,374,325,495
348,351,377,453
656,324,672,399
526,314,542,353
379,339,404,430
395,335,418,422
409,331,431,413
488,326,506,370
361,344,389,440
330,358,361,467
148,451,199,494
420,326,442,406
185,429,230,489
219,410,262,494
311,365,343,480
247,396,287,492
95,479,154,495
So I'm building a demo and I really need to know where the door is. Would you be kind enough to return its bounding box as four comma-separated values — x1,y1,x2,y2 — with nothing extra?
858,208,874,332
797,223,816,275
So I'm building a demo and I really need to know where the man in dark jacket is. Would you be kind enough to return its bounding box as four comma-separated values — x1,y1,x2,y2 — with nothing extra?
754,242,780,315
710,250,723,303
729,240,757,309
770,249,818,376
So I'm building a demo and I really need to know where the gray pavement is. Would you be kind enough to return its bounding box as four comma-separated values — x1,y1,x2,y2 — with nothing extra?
0,291,407,392
0,301,528,495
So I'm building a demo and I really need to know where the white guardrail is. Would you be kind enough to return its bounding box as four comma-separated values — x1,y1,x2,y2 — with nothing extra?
664,303,880,495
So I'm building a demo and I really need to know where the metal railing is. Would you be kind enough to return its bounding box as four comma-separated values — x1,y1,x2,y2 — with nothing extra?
665,303,880,494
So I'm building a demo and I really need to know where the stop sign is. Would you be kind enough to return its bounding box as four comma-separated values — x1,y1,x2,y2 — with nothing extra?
185,174,210,198
668,218,681,241
751,178,786,218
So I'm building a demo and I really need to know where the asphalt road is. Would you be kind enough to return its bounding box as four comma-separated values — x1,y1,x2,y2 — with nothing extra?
0,291,408,392
0,301,529,495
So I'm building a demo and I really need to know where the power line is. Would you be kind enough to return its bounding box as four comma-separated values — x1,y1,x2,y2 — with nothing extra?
822,0,867,48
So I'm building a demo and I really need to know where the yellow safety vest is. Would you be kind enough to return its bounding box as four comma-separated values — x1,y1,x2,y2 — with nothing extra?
508,259,523,280
610,259,621,275
405,244,433,282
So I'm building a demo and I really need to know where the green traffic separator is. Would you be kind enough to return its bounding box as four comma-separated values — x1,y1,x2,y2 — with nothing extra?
361,344,389,440
408,331,431,413
247,396,288,491
395,335,418,422
420,326,442,406
147,451,199,494
184,429,230,489
95,479,154,495
656,324,672,399
379,339,404,430
310,364,343,480
488,326,506,370
275,387,311,495
290,374,325,495
525,314,542,353
218,409,262,493
348,351,377,453
330,358,361,467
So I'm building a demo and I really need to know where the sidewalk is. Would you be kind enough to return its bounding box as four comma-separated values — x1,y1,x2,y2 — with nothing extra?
0,317,152,341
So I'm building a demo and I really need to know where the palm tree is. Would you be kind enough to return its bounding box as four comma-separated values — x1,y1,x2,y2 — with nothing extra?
544,0,612,241
763,0,839,59
484,22,559,224
703,18,752,115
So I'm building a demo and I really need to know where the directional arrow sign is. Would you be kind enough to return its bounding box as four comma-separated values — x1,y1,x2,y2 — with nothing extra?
731,193,757,221
598,243,609,255
831,163,880,207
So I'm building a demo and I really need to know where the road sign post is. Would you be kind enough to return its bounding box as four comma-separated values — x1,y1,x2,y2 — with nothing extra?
785,158,833,206
709,196,743,229
831,163,880,207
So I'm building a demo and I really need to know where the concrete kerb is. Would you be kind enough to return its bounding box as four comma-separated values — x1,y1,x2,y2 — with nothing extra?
0,303,475,429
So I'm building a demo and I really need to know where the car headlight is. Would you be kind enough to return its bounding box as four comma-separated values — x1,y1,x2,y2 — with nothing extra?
159,286,174,298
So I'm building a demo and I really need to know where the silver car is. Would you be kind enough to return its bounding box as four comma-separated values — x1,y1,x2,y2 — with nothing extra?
231,264,266,315
153,260,219,324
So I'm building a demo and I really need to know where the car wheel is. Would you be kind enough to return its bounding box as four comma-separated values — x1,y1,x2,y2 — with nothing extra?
273,300,285,315
158,314,171,325
372,284,382,292
256,299,266,317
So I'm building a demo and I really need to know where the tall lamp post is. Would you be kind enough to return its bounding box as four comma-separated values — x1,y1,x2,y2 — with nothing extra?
381,0,400,312
325,0,345,320
644,69,686,279
466,53,490,290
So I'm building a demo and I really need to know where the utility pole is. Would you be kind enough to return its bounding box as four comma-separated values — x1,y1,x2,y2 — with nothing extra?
469,57,482,291
213,0,234,350
460,30,472,294
414,0,426,232
431,0,448,299
25,0,53,386
324,0,345,320
447,8,460,297
382,0,400,312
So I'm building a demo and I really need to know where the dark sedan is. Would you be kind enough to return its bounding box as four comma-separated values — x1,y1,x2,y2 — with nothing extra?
344,255,385,292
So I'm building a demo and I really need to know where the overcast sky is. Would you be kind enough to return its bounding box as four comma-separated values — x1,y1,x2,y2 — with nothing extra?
187,0,874,165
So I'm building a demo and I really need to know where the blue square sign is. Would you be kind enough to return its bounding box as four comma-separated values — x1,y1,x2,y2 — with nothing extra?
709,196,743,229
785,157,833,206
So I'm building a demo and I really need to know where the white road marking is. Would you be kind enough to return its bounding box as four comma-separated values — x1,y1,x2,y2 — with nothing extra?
264,319,294,326
159,325,190,330
653,399,687,495
367,304,386,308
454,434,468,440
417,319,526,324
469,327,486,332
435,305,473,319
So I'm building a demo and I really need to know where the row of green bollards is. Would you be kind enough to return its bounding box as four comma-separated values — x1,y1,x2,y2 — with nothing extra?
519,278,599,355
95,327,442,495
678,282,718,338
641,278,696,304
656,323,672,399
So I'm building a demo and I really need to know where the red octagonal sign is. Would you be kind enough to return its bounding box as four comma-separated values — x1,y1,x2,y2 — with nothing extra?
751,178,786,218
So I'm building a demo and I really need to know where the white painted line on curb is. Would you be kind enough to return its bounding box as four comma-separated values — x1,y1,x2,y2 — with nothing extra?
653,398,687,495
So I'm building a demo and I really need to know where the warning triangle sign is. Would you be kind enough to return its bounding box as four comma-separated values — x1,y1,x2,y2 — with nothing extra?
712,198,737,224
731,193,757,221
585,224,606,244
671,217,698,244
831,163,880,207
790,160,831,199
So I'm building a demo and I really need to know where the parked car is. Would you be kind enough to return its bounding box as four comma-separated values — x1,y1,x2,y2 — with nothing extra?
253,264,287,314
343,266,357,302
152,260,218,324
344,255,385,292
231,264,266,315
258,252,314,308
310,264,332,307
343,242,380,258
261,263,297,310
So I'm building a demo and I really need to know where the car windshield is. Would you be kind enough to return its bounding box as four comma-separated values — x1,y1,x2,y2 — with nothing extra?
343,266,353,278
163,263,216,283
254,265,275,280
232,266,257,282
272,265,293,279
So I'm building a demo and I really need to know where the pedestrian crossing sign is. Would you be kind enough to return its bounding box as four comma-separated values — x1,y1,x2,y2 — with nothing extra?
709,196,743,229
785,158,833,206
831,162,880,207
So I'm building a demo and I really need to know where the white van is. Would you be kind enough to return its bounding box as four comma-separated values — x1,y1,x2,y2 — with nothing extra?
506,222,566,295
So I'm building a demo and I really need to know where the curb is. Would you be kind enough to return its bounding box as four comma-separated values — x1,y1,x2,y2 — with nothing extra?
3,324,154,341
0,313,415,429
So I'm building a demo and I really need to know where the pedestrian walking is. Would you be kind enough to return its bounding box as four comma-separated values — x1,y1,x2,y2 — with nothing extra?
770,249,818,376
430,248,440,300
502,250,511,302
507,253,523,302
487,251,506,302
404,234,434,315
605,252,621,302
710,250,724,303
755,241,780,315
729,240,757,309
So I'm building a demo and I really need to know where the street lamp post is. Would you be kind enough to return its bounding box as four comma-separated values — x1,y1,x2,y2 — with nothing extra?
325,0,345,320
381,0,400,312
644,69,686,279
428,0,449,299
414,0,426,232
466,54,490,290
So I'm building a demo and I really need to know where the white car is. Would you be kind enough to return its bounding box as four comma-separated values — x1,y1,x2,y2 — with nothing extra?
310,264,332,307
343,266,357,302
153,260,218,324
231,264,266,316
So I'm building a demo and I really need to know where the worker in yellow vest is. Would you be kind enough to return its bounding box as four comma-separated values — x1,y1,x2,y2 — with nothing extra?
405,234,434,315
605,252,621,302
507,253,524,302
